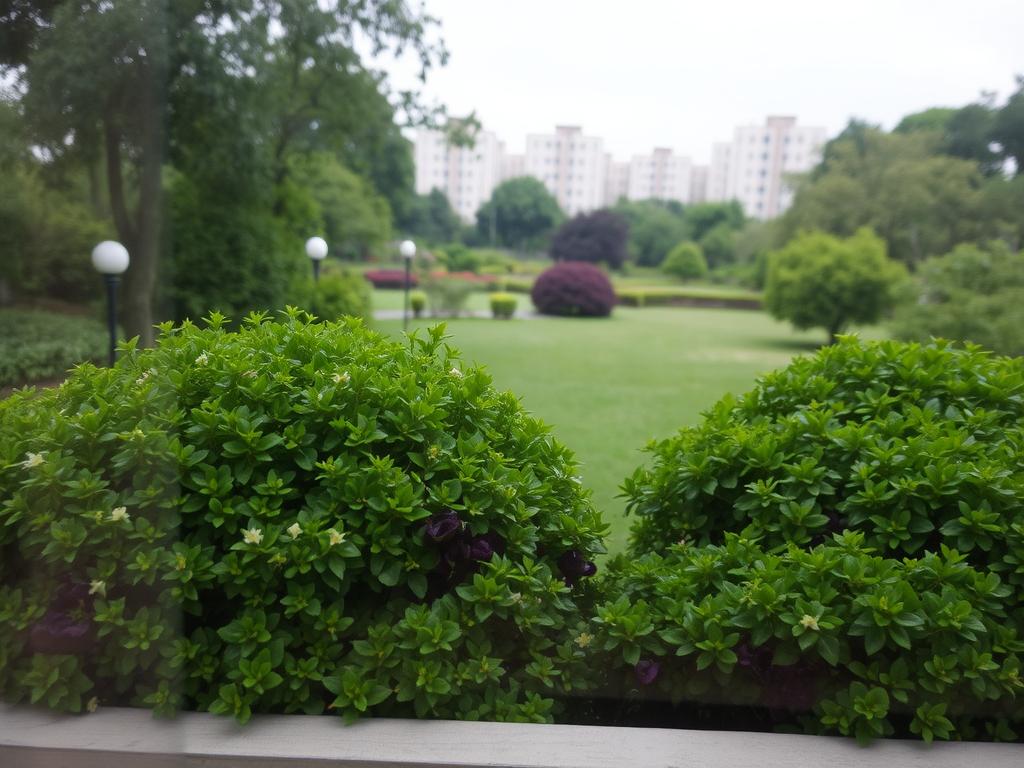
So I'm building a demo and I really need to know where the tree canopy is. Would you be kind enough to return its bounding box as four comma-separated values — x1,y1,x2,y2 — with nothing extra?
475,177,564,252
765,228,906,344
2,0,446,341
549,209,629,269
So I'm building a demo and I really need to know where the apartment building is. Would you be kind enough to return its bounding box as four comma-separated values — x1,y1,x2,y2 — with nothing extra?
414,127,504,222
413,115,827,222
524,126,606,216
689,165,709,203
707,116,826,218
626,147,691,203
603,156,630,206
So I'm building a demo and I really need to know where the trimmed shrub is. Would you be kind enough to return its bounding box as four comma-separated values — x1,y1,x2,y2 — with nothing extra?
531,262,616,318
364,269,417,289
490,293,518,319
616,287,761,309
0,310,108,388
613,337,1024,741
661,242,707,282
590,535,1022,743
409,290,427,318
0,312,606,723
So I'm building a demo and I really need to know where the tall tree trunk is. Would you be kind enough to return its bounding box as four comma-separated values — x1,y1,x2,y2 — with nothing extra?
103,84,163,349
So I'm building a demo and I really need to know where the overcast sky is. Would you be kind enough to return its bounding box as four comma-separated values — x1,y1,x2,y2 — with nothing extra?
382,0,1024,164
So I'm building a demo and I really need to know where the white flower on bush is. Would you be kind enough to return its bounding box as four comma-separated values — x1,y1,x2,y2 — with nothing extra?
242,527,263,545
20,452,44,469
286,522,302,539
574,632,593,649
799,614,820,631
86,696,99,713
195,351,210,365
449,367,463,378
327,528,346,546
109,506,129,523
89,580,106,597
331,371,350,384
242,369,258,378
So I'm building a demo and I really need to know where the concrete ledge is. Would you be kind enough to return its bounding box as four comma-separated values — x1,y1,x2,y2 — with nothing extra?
1,704,1021,768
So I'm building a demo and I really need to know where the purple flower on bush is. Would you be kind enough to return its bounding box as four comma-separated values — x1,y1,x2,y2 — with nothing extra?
424,510,462,543
558,549,597,585
634,659,660,686
467,536,494,562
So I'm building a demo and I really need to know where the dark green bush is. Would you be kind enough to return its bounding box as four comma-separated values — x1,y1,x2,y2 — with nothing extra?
615,337,1024,741
489,293,518,319
590,535,1022,743
0,311,606,723
0,310,108,388
892,241,1024,356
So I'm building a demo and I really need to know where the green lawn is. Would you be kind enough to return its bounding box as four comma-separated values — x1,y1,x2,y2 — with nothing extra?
374,305,886,554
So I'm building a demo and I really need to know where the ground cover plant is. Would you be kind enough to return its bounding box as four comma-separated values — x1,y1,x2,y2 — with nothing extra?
608,338,1024,741
0,311,607,723
0,309,108,389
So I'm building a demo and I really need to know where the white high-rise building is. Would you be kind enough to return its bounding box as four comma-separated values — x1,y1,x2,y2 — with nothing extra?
706,143,734,204
707,116,826,219
626,147,692,203
689,165,709,204
524,126,606,216
604,156,630,206
414,126,504,222
501,153,525,181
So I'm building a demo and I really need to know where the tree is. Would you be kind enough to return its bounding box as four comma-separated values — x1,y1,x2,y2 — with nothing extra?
661,242,707,282
698,222,737,269
549,209,629,269
891,240,1024,356
765,229,906,344
475,177,563,252
897,101,1001,175
993,75,1024,174
612,199,688,266
398,189,462,244
4,0,444,345
781,129,982,269
682,201,744,242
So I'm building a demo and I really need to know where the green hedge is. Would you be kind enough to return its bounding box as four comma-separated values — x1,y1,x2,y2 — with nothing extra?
616,286,762,308
0,310,108,389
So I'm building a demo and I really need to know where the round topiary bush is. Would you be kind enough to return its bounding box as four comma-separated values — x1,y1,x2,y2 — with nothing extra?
531,262,616,318
409,290,427,318
0,310,606,723
489,292,518,320
601,338,1024,742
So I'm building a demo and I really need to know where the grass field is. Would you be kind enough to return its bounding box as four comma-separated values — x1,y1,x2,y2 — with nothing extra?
374,302,886,554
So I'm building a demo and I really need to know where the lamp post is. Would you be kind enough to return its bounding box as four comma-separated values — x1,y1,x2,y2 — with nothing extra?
400,239,416,332
91,241,129,367
305,236,328,283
